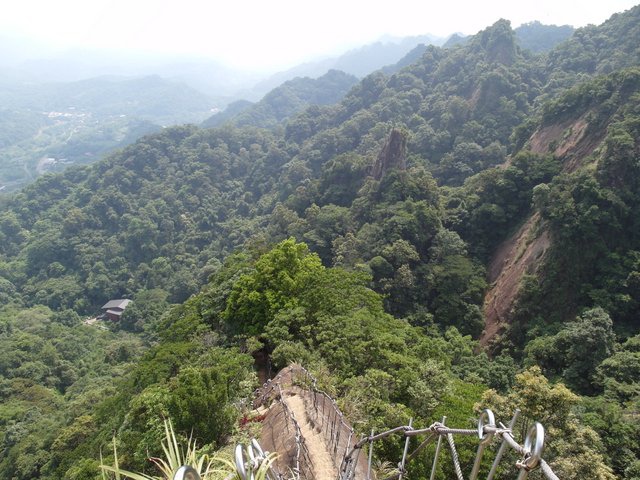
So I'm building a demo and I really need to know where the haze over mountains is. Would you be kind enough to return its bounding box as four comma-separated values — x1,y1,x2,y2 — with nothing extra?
1,7,640,479
0,32,451,193
0,21,577,193
0,22,573,103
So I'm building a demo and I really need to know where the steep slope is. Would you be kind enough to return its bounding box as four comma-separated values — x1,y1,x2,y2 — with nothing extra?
286,19,543,185
4,13,640,328
3,11,640,335
3,11,640,479
481,68,640,346
482,213,549,346
0,19,542,325
457,8,640,345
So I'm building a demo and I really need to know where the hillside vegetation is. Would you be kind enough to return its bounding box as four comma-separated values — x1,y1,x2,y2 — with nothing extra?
202,70,358,129
1,6,640,480
0,75,216,193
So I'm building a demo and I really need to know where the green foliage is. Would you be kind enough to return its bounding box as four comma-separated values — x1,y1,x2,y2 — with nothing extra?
480,367,615,480
101,419,240,480
0,124,293,313
453,351,517,392
547,6,640,76
2,8,640,478
515,21,574,54
120,289,169,334
508,75,640,345
225,239,323,335
225,239,413,378
444,150,560,259
525,307,615,394
597,334,640,402
581,395,640,479
270,341,315,369
113,362,243,469
542,68,640,126
157,238,494,460
0,305,144,479
87,344,254,474
166,363,243,445
203,70,358,129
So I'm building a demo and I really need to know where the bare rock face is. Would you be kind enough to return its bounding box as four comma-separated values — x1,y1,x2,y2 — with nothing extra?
372,128,407,180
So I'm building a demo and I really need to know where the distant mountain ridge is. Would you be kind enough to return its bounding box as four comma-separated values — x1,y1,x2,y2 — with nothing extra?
442,21,575,53
514,21,574,53
0,74,215,124
0,74,215,192
202,70,358,129
246,34,445,100
2,7,640,478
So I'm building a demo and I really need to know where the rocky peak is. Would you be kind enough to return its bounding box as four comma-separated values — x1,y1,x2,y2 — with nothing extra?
372,128,407,180
474,19,519,65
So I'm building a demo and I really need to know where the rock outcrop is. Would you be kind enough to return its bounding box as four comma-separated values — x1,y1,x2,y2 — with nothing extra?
372,128,407,180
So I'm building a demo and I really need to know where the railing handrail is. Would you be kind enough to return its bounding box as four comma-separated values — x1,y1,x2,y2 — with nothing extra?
177,364,559,480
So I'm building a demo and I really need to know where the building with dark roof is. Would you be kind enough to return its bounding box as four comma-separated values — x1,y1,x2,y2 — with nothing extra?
101,299,132,321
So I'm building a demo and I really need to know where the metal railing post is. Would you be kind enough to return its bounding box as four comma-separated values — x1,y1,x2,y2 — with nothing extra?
429,416,446,480
469,409,495,480
487,409,520,480
398,418,412,480
243,365,559,480
367,429,375,480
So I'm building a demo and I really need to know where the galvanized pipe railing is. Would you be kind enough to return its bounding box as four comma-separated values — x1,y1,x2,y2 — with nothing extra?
342,408,558,480
175,365,560,480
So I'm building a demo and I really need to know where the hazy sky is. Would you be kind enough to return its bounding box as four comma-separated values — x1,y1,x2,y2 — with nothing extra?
2,0,638,71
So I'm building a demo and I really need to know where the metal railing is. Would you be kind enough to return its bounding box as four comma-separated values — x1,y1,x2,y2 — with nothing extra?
174,365,559,480
340,409,558,480
253,365,362,479
173,466,202,480
172,440,276,480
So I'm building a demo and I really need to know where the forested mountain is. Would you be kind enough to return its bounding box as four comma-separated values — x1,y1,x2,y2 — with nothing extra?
514,21,574,53
443,21,575,53
0,75,216,193
1,6,640,480
247,34,442,99
202,70,358,129
547,7,640,76
0,75,215,125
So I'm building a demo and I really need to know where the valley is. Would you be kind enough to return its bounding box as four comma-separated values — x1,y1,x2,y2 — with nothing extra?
0,6,639,480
